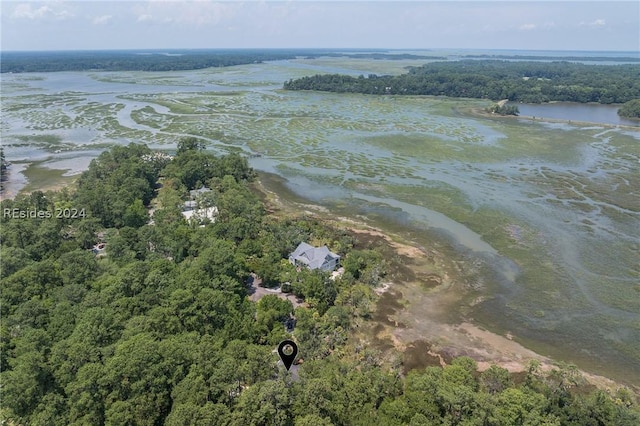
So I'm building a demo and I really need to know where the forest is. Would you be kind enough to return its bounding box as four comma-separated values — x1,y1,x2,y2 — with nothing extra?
0,50,431,73
0,50,305,73
284,60,640,104
462,54,640,62
1,141,639,425
618,99,640,119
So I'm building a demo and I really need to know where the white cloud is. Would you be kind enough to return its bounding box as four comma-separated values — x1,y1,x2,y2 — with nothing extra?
580,18,606,27
1,1,636,51
137,14,154,22
132,1,238,26
93,15,112,25
11,3,73,20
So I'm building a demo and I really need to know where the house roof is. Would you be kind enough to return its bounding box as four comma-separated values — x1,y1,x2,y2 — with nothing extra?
182,206,218,224
183,200,198,210
189,186,212,199
290,242,339,270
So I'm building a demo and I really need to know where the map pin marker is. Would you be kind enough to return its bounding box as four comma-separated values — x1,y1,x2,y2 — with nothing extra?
277,340,298,371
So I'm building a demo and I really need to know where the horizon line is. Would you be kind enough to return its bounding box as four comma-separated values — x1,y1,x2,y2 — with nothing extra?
2,47,639,54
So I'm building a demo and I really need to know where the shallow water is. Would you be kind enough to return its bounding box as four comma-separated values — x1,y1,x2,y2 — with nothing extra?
514,102,639,127
2,57,639,383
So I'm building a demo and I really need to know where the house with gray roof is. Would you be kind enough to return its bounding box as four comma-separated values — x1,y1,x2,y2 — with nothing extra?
289,242,340,272
190,186,212,199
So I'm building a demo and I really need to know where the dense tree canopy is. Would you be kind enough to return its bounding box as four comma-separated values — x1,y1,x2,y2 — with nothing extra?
73,143,160,228
1,143,638,425
284,60,640,104
618,99,640,119
0,50,301,73
487,103,520,116
0,50,440,73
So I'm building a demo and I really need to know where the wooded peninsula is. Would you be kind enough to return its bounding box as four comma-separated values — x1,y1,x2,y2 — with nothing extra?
0,50,302,73
0,50,436,73
284,60,640,104
1,141,639,425
618,99,640,119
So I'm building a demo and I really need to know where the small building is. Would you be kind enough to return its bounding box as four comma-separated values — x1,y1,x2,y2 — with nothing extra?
183,200,198,211
289,242,340,272
182,186,217,226
182,206,218,225
91,242,107,257
189,186,212,199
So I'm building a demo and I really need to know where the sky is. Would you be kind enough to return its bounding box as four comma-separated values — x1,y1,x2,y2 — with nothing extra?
1,1,639,52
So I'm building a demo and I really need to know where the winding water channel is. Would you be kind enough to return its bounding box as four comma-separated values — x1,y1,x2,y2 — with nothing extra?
2,57,639,384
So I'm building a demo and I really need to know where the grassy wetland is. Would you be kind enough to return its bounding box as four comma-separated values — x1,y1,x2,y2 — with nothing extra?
2,55,639,385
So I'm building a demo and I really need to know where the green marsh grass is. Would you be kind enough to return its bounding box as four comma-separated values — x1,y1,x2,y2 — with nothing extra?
21,163,76,193
3,64,639,384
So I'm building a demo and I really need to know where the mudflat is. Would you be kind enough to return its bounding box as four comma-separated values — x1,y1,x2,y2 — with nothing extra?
3,56,639,386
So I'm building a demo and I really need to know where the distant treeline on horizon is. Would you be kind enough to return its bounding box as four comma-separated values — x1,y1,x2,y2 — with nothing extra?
0,49,303,73
1,48,638,73
0,49,432,73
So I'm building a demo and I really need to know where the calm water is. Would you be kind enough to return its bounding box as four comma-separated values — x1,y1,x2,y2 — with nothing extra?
2,53,639,384
513,102,640,127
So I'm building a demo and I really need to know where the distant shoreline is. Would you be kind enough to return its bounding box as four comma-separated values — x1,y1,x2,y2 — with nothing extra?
3,48,639,73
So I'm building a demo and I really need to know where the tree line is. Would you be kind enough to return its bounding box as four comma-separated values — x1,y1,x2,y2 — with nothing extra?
0,147,8,193
284,60,640,104
0,50,303,73
618,99,640,119
1,141,639,425
463,54,640,62
1,50,434,74
486,103,520,116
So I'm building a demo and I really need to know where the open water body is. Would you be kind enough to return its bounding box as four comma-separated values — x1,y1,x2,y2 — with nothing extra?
2,55,639,384
513,102,640,127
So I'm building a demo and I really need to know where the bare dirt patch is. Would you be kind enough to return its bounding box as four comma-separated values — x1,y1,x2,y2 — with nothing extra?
402,340,447,374
344,224,427,259
247,274,306,309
